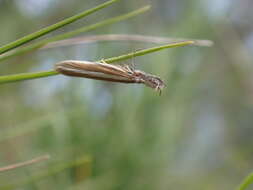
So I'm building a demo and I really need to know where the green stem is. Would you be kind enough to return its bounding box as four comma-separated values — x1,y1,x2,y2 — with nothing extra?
103,40,194,63
0,70,58,84
0,0,119,54
236,172,253,190
0,41,194,84
0,5,150,62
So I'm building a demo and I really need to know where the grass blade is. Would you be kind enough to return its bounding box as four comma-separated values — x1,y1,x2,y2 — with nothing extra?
1,156,91,190
0,5,150,62
103,40,194,63
0,41,194,84
0,0,119,54
236,172,253,190
0,70,58,84
43,34,213,49
0,155,50,172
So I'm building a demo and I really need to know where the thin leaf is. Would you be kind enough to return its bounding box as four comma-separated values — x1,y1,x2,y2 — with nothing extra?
0,6,150,62
43,34,213,49
0,70,58,84
1,156,91,190
0,41,194,84
0,0,119,54
103,40,194,63
0,155,50,172
236,171,253,190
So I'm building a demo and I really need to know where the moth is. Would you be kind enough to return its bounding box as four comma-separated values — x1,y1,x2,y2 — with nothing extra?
55,60,165,95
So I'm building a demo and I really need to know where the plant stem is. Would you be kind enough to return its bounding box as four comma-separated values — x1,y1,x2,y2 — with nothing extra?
236,172,253,190
103,40,194,63
0,0,119,54
1,156,91,190
0,41,194,84
0,6,150,62
0,70,58,84
43,34,213,49
0,155,50,172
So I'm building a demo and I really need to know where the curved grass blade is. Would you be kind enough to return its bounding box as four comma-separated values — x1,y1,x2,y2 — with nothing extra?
0,6,150,62
0,0,119,54
0,41,194,84
236,171,253,190
103,40,194,63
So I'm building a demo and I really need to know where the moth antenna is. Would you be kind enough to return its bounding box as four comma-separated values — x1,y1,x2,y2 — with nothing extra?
130,46,136,69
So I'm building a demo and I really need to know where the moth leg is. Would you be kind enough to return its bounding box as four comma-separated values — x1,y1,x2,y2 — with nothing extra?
122,65,135,74
100,59,108,64
155,85,162,96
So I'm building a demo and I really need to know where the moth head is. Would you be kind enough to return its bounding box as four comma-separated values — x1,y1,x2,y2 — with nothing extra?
133,70,166,95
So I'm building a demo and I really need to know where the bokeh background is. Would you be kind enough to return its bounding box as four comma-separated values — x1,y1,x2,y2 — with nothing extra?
1,0,253,189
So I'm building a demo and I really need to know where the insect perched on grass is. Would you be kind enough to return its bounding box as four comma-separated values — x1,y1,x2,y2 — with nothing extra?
55,60,165,95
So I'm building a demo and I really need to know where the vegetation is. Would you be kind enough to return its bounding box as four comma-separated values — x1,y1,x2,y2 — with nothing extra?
0,0,253,190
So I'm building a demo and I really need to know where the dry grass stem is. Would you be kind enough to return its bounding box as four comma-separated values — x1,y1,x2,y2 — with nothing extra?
43,34,213,49
0,155,50,172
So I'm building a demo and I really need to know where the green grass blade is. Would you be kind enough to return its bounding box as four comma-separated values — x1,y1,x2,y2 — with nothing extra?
49,5,151,43
0,5,150,62
236,172,253,190
0,0,119,54
103,40,194,63
0,41,194,84
0,70,58,84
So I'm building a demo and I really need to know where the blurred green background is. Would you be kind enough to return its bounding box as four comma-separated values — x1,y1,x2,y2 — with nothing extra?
1,0,253,189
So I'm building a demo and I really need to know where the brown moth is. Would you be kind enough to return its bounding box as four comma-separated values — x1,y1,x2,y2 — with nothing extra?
55,60,165,95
